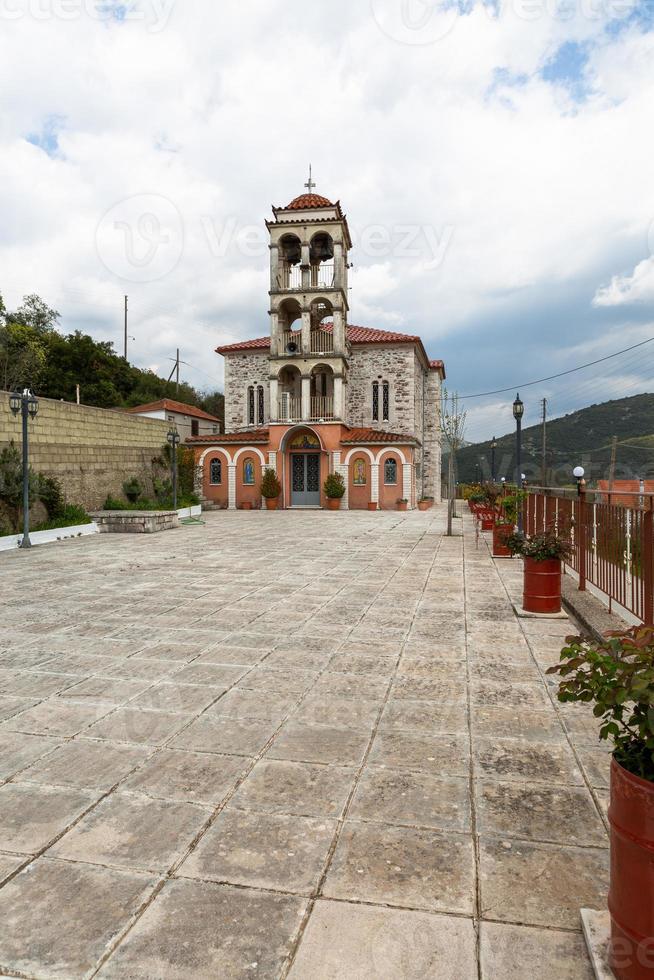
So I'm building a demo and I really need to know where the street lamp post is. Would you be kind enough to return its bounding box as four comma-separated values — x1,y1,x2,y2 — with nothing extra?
167,428,181,510
490,436,497,482
513,393,524,532
9,389,39,549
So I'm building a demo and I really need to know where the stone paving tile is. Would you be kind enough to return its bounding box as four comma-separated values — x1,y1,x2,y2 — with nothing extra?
349,768,471,831
476,780,608,845
472,705,566,742
208,687,299,723
265,721,371,766
0,858,155,979
288,900,477,979
169,712,276,757
479,922,594,979
379,698,468,734
97,879,307,979
479,837,609,929
368,730,470,776
21,739,151,791
122,748,249,804
51,790,210,872
308,670,389,700
230,759,356,818
56,676,150,704
84,706,190,745
180,808,336,894
0,782,97,852
2,700,112,738
323,821,475,914
0,669,79,698
171,662,248,687
474,736,584,786
0,731,60,778
129,681,222,714
294,694,382,729
0,696,38,723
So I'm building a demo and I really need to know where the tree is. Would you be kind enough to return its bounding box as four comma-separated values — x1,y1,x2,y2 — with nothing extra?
9,294,60,333
441,389,467,536
0,321,47,392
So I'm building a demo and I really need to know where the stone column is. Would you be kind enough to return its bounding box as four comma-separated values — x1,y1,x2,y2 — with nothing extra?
403,463,413,507
269,376,279,421
270,244,279,289
301,310,311,355
333,452,349,511
228,463,237,510
333,242,344,289
333,375,344,420
371,463,379,505
301,375,311,421
301,243,311,289
270,312,280,355
332,309,345,354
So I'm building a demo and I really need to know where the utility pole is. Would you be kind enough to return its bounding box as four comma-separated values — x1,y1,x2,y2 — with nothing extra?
540,397,547,487
176,348,180,396
124,295,128,360
608,435,618,493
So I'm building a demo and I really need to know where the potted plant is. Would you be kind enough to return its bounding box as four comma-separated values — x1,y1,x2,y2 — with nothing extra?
492,491,521,558
418,496,434,512
241,501,252,510
548,627,654,979
260,467,281,510
397,498,408,512
367,501,378,512
507,527,572,614
324,472,345,511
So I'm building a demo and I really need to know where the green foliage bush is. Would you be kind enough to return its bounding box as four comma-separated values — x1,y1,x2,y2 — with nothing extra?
323,472,345,499
33,504,92,531
507,527,572,561
122,477,143,503
260,467,281,499
548,626,654,782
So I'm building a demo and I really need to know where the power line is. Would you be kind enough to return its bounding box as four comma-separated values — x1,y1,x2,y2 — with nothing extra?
458,334,654,399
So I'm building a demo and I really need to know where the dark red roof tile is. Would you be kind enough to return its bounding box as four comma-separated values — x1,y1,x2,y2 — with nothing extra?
285,193,333,210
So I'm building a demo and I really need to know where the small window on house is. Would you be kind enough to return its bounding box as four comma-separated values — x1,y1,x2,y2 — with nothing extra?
257,385,265,425
167,415,174,422
243,457,255,485
353,458,367,485
191,419,199,436
372,381,379,422
382,381,390,422
209,458,222,485
384,458,398,485
247,386,255,426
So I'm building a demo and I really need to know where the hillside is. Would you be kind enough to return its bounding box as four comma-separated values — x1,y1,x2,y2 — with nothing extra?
455,393,654,486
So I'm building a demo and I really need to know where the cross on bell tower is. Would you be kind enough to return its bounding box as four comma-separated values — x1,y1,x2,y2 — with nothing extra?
304,165,316,195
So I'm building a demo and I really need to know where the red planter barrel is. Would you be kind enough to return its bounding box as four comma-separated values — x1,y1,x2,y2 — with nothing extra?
522,556,561,613
492,523,513,558
608,758,654,979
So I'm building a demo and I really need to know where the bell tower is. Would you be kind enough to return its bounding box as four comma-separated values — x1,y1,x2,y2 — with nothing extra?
267,170,352,423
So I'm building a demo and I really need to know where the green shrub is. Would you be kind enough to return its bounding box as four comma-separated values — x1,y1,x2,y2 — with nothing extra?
507,527,572,561
33,504,92,531
37,474,65,518
323,472,345,499
547,626,654,782
261,467,281,499
122,477,143,503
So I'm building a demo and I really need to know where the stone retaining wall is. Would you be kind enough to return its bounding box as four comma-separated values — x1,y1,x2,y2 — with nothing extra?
0,392,171,510
90,511,179,533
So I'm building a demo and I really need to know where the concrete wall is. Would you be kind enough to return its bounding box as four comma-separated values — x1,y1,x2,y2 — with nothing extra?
0,392,171,510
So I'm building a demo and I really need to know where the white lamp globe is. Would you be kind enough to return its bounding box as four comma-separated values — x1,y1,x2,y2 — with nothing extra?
573,466,585,479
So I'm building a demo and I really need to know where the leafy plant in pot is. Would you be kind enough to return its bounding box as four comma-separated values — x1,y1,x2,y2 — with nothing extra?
260,467,281,510
396,498,408,512
492,490,523,558
323,472,345,511
418,496,433,512
548,627,654,979
507,527,572,613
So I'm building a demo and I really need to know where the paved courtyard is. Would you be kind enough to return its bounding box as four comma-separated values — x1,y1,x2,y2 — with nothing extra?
0,506,609,978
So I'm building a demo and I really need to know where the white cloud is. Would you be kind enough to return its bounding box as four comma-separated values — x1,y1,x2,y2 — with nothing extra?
593,256,654,306
0,0,653,407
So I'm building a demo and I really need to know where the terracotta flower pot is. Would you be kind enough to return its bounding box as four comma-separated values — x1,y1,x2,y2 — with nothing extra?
522,556,561,613
241,502,252,511
326,498,341,510
608,758,654,979
397,502,408,512
418,500,433,512
492,523,513,558
367,502,377,512
264,497,278,510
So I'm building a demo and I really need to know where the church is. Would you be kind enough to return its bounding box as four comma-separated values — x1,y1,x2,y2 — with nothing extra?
190,179,445,510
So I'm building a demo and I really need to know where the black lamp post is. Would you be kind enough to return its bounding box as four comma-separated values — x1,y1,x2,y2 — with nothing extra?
490,436,497,482
167,428,181,510
9,389,39,549
513,393,524,532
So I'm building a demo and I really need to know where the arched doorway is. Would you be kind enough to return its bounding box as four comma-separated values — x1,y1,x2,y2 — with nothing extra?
281,426,324,508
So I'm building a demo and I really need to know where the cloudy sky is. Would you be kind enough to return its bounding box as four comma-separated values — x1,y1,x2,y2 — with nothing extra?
1,0,654,441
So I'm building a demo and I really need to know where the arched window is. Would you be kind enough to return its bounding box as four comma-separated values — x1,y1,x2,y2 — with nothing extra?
353,458,367,485
243,457,255,485
372,380,390,423
209,458,222,485
257,385,265,425
384,458,398,485
247,386,255,426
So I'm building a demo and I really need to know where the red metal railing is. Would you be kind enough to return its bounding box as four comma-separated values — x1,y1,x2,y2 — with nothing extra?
524,488,654,624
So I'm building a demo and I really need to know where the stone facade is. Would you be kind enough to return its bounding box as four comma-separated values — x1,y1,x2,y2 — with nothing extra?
224,351,270,433
0,391,170,510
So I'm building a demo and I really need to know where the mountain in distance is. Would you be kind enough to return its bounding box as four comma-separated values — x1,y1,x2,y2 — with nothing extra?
453,393,654,486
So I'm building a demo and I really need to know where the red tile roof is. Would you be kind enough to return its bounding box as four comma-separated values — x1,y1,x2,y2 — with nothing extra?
341,428,417,445
218,325,421,353
187,428,269,444
126,398,221,422
285,193,333,210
